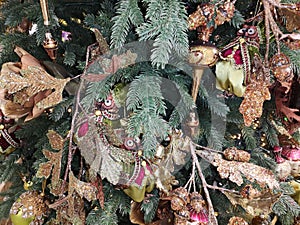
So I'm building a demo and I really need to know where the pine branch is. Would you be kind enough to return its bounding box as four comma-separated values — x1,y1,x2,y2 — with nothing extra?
241,125,257,150
49,97,74,122
229,10,245,28
110,0,143,49
141,190,159,223
136,0,188,68
126,73,169,158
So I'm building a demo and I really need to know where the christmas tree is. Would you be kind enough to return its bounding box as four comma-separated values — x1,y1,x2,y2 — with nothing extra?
2,0,300,224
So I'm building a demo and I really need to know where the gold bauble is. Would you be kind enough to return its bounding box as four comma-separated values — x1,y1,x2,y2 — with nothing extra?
9,191,48,225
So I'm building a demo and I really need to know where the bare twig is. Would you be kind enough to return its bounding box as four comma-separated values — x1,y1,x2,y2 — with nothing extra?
190,142,218,225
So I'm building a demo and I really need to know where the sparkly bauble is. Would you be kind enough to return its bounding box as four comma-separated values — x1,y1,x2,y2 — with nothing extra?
10,191,48,225
227,216,249,225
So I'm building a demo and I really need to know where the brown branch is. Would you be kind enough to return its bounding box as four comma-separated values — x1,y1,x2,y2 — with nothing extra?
190,142,218,225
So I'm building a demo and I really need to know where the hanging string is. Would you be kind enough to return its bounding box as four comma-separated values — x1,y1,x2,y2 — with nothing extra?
40,0,50,26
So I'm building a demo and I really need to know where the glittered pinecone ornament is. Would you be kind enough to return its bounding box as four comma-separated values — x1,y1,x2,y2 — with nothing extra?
228,216,249,225
10,191,48,225
224,147,250,162
270,53,294,93
170,187,190,211
174,206,190,225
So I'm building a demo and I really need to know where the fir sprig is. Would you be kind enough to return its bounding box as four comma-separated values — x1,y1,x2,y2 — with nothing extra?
136,0,188,68
110,0,144,49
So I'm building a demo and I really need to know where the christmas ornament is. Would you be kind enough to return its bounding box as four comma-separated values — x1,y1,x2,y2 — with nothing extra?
224,190,281,217
189,192,209,224
270,53,293,93
39,0,58,60
239,54,271,126
227,216,249,225
61,31,72,42
223,147,250,162
43,32,58,60
215,25,260,97
10,191,48,225
188,1,236,42
170,187,189,211
0,47,70,121
189,44,219,101
213,154,279,188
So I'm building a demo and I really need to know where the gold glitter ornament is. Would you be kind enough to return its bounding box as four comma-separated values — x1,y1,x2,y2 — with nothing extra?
239,54,271,126
10,191,48,225
228,216,249,225
224,147,251,162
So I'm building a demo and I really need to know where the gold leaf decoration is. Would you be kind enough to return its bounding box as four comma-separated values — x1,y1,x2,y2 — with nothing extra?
47,129,64,150
0,46,70,121
213,155,279,189
239,54,271,126
36,130,65,196
68,171,98,202
224,190,281,216
154,131,191,194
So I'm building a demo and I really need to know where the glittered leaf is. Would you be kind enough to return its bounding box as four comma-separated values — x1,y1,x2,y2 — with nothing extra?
47,130,64,150
68,171,98,202
154,131,191,194
20,66,70,109
239,55,271,126
213,156,279,189
36,161,53,179
36,130,66,196
224,190,281,216
0,70,29,93
100,149,123,185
